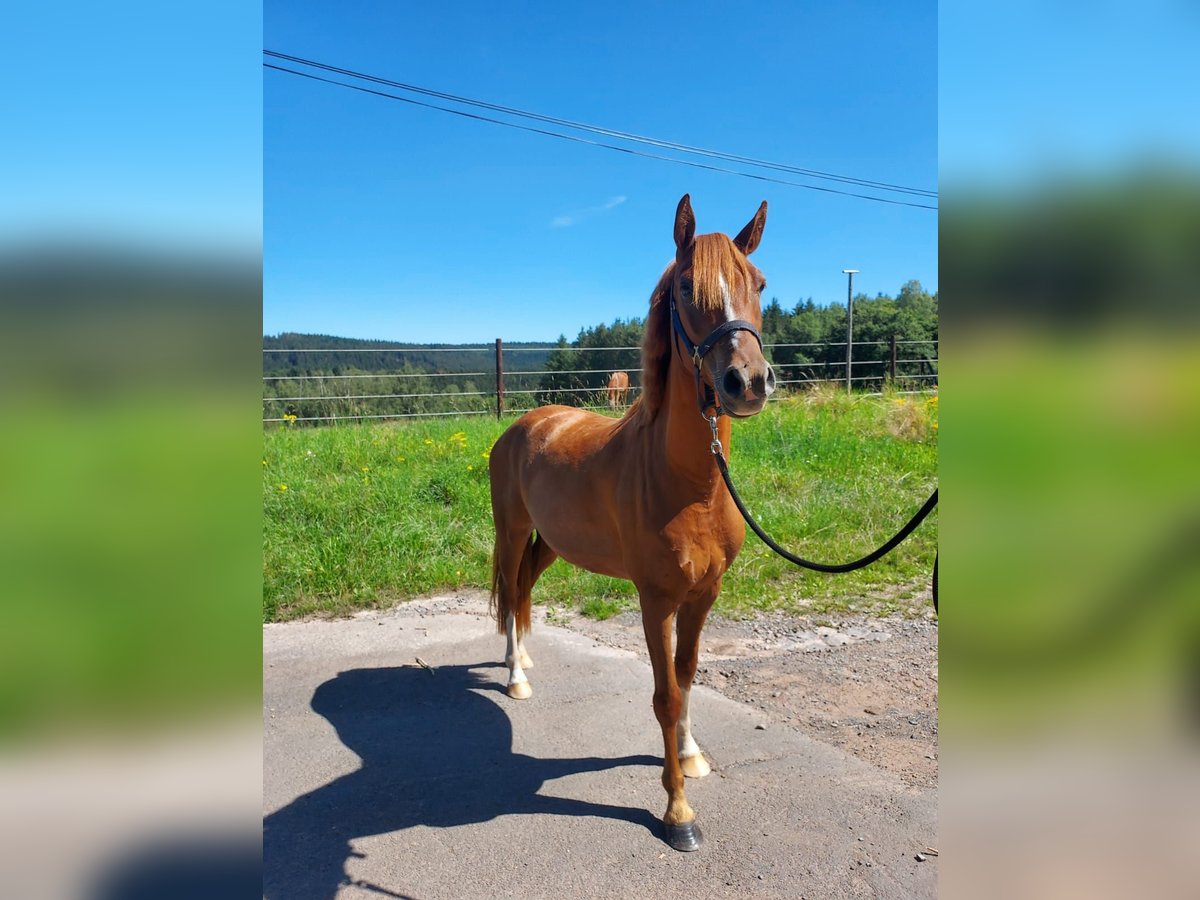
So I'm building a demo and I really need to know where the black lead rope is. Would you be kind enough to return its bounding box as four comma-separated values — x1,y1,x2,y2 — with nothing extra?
707,417,939,611
669,288,939,610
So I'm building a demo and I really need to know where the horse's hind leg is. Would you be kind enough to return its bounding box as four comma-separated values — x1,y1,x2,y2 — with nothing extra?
493,521,557,700
508,619,534,671
674,596,716,779
511,533,557,673
503,608,532,699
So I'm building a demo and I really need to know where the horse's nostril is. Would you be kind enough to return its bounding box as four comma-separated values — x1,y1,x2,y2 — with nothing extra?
765,366,776,394
722,369,743,398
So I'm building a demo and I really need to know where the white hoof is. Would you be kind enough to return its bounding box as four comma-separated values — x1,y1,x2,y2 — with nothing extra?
507,680,532,700
680,753,712,779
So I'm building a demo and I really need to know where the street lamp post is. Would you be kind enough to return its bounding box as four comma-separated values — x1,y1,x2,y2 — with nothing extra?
842,269,858,392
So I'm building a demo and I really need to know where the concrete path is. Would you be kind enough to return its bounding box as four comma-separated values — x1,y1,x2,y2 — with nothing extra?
264,597,937,899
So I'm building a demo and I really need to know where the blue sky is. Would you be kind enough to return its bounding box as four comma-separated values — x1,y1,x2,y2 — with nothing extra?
264,0,938,343
940,1,1200,186
6,1,1198,345
2,2,261,251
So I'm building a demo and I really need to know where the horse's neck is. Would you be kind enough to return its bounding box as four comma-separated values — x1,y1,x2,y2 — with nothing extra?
655,356,733,489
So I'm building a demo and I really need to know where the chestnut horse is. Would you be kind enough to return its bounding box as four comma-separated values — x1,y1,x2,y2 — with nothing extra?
488,194,774,851
606,370,630,408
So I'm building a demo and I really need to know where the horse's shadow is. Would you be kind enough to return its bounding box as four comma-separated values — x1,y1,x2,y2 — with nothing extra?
264,663,661,900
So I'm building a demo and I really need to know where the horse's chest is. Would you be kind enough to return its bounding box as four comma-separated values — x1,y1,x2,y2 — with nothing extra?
657,501,743,587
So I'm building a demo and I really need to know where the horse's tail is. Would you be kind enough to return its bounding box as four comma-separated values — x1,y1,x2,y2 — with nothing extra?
490,530,547,637
489,532,509,631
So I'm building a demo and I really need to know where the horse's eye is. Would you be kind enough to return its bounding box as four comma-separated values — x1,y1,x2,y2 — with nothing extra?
758,282,767,293
680,280,693,298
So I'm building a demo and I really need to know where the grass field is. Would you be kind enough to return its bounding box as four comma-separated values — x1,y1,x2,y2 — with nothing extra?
263,386,938,622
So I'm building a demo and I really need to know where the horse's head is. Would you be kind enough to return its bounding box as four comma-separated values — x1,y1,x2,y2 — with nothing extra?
670,194,775,418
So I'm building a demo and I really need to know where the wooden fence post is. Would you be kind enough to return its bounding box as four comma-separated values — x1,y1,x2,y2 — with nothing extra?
495,338,504,420
889,334,897,383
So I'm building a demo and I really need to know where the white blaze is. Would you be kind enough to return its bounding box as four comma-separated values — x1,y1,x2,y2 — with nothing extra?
717,273,740,352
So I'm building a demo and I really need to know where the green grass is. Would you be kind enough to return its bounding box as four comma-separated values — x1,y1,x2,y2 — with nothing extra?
263,387,938,622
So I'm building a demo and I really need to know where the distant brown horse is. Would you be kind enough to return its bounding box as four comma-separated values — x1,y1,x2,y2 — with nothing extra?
606,371,630,408
489,195,775,851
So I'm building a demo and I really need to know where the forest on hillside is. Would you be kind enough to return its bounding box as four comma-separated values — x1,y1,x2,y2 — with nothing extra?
263,280,938,422
534,279,938,403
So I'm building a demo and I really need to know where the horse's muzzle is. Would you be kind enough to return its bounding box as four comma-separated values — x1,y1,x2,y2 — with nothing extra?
718,362,775,415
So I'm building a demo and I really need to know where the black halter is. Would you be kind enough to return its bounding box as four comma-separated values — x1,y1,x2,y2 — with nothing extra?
669,291,763,418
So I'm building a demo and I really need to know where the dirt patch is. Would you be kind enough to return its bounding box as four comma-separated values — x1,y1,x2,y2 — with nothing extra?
556,606,939,788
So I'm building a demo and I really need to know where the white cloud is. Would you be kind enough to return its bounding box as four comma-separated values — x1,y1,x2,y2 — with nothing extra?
551,195,627,228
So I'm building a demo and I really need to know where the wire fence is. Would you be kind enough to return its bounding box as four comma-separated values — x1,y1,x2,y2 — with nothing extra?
263,337,937,424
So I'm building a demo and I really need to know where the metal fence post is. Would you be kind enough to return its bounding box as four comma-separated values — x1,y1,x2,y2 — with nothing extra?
889,334,897,383
842,269,857,393
495,338,504,420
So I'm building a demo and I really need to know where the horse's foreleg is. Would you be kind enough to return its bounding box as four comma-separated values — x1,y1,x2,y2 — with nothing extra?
642,602,702,851
674,597,715,779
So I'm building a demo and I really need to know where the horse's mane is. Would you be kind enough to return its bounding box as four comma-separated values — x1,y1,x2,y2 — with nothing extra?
632,234,754,423
629,263,675,424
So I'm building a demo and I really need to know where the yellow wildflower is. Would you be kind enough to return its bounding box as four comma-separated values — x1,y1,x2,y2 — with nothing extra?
467,465,474,471
361,466,370,472
278,483,288,492
424,438,433,445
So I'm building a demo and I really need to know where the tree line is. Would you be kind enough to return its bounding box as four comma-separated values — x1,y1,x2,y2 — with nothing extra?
263,280,937,423
539,279,938,401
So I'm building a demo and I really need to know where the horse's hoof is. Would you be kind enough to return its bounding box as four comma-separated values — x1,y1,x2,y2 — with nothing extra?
680,753,711,779
663,820,703,852
507,681,532,700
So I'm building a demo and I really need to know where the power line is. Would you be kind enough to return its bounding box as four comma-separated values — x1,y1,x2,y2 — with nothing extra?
265,50,936,200
264,62,937,211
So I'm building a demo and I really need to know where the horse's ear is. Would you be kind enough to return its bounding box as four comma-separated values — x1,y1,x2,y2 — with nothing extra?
674,194,695,253
733,201,768,256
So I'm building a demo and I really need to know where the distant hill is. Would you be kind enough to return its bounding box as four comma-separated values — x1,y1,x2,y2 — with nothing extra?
262,332,556,377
